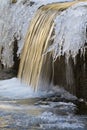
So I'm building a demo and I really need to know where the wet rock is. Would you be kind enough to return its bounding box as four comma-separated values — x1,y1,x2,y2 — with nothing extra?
22,0,35,6
75,101,87,115
34,101,49,106
11,0,17,3
0,68,16,80
46,94,61,102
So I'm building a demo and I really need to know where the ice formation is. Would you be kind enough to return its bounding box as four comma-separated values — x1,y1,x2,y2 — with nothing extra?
0,0,87,68
0,0,40,67
51,2,87,61
0,0,71,68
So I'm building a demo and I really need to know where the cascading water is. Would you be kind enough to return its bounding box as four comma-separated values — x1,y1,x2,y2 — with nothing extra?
0,1,87,129
18,0,87,92
18,7,57,90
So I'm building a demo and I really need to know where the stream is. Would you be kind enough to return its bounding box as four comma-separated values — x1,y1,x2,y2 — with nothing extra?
0,78,87,130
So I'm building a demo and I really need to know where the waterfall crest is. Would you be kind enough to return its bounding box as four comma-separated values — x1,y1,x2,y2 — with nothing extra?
18,0,87,90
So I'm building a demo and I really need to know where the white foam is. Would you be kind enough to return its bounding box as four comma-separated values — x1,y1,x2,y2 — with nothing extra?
0,78,77,100
0,78,41,99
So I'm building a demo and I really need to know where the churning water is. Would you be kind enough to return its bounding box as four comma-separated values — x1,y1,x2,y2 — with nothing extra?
0,78,87,130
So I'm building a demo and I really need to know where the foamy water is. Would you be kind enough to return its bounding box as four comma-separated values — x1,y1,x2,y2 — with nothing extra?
0,78,87,130
0,78,40,99
0,77,77,100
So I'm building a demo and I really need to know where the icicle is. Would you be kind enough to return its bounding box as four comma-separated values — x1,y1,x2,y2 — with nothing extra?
18,1,87,91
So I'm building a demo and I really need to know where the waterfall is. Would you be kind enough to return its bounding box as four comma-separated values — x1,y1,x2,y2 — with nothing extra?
18,7,57,90
18,0,87,91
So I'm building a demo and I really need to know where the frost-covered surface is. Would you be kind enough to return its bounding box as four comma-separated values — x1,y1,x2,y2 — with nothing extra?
0,0,72,68
0,0,87,67
49,2,87,61
32,0,72,5
0,0,38,67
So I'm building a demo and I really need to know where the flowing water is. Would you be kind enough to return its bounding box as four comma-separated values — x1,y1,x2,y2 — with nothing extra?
0,78,87,130
0,1,87,130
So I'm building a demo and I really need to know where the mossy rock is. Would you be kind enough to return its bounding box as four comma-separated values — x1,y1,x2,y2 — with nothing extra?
11,0,17,3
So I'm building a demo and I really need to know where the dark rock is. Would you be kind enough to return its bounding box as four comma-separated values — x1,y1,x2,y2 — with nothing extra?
0,68,16,80
11,0,17,4
30,1,35,6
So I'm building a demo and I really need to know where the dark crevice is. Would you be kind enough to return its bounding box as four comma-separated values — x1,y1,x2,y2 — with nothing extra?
0,68,16,80
0,38,20,80
13,37,20,76
30,1,35,6
0,47,4,69
0,61,3,70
